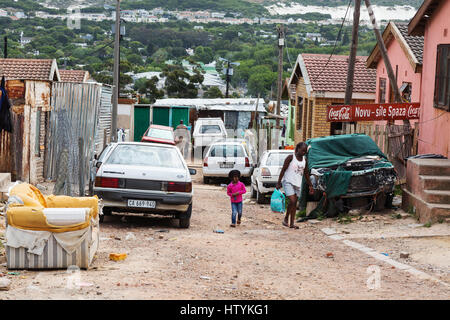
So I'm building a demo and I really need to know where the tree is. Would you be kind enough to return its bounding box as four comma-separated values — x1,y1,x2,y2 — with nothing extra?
204,86,224,98
163,64,204,98
134,76,165,104
194,46,214,64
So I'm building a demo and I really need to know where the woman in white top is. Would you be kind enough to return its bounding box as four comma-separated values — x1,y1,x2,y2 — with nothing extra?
276,142,313,229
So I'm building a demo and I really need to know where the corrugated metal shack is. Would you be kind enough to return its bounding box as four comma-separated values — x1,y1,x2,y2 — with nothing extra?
152,98,267,131
0,58,60,184
46,82,112,196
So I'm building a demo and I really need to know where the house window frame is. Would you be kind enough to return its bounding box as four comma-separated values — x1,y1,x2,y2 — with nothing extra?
379,78,387,103
434,44,450,111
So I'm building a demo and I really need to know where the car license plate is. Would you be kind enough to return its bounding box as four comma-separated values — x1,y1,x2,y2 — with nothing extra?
220,163,234,168
127,199,156,208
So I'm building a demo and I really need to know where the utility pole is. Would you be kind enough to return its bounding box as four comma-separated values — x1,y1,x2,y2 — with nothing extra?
276,25,285,130
111,0,121,143
364,0,411,160
225,60,231,98
3,36,7,58
364,0,401,104
344,0,361,105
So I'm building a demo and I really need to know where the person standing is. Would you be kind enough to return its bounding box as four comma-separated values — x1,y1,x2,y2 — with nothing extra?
227,170,247,228
276,142,313,229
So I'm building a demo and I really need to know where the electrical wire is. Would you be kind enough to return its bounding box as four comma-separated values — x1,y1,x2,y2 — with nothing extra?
303,0,352,86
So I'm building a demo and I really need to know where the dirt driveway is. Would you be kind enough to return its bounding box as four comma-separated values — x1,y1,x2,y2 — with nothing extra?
0,175,449,300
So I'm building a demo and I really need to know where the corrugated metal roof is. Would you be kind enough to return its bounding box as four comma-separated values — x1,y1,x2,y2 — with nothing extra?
153,98,266,112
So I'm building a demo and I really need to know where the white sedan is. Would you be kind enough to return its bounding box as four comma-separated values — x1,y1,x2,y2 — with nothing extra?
93,142,196,228
250,150,293,203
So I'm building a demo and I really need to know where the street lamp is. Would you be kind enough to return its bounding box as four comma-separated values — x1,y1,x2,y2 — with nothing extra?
219,57,240,98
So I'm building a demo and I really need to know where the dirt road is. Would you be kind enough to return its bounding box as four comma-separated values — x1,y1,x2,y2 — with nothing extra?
0,177,449,300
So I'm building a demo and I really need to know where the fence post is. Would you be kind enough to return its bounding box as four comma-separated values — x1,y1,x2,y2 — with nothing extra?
78,137,84,197
384,125,389,155
413,122,419,155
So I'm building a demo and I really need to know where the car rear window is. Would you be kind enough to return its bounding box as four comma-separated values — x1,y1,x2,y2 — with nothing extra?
266,153,291,166
209,145,245,158
106,144,184,168
146,128,174,141
200,125,221,134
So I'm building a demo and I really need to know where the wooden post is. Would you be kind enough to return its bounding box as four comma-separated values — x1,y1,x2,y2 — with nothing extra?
344,0,361,105
78,137,84,197
413,122,419,155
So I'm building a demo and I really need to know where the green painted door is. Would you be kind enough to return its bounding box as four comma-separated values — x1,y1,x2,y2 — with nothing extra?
153,107,170,126
171,107,189,129
134,106,150,141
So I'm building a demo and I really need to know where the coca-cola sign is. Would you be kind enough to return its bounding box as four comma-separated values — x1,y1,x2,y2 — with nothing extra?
326,103,420,122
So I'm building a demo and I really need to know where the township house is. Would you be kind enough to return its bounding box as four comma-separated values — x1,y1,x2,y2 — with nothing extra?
0,58,60,184
366,21,424,115
408,0,450,158
288,53,376,145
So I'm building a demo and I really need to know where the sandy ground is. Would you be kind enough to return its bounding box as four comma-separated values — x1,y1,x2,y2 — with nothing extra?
0,171,449,300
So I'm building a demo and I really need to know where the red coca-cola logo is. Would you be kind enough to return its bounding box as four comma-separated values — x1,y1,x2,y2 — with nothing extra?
328,107,351,121
407,105,420,118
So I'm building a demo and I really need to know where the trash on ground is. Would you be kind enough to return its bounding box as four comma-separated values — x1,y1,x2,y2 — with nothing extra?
157,229,170,233
325,252,334,258
125,232,136,240
158,235,164,239
200,276,211,280
145,237,154,241
77,282,94,287
109,253,127,261
100,237,111,241
400,252,410,259
7,272,20,275
0,278,11,291
168,238,177,241
381,253,389,256
213,229,224,234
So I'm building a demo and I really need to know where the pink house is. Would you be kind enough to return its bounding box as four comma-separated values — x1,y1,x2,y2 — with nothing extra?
367,21,424,125
409,0,450,158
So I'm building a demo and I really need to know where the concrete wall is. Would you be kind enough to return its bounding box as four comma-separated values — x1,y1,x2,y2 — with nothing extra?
418,0,450,158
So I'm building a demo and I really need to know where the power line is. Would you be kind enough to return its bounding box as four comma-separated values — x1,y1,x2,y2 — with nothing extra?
304,0,352,86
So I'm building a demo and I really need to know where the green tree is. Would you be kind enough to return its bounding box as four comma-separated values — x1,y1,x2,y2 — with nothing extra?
204,86,224,98
194,46,214,64
163,64,204,98
134,76,165,103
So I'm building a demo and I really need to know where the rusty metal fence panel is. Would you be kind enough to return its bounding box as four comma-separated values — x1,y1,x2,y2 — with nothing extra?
46,82,103,196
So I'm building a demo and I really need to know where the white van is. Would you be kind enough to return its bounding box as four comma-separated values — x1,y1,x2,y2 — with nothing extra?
193,118,227,153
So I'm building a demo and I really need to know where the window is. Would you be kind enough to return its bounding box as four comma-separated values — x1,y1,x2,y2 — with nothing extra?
379,78,386,103
296,97,303,130
434,44,450,111
200,125,222,134
265,152,291,166
209,144,245,158
106,145,184,168
400,82,412,103
146,128,174,140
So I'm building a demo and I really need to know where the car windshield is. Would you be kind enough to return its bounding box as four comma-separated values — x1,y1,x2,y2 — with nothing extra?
265,153,291,166
210,144,245,158
200,125,221,134
146,128,173,140
106,144,184,168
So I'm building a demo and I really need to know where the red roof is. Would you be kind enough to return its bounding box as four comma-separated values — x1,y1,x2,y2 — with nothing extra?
59,69,89,82
301,54,376,93
0,58,59,81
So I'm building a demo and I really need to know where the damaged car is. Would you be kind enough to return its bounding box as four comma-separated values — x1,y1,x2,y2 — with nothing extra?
301,134,397,217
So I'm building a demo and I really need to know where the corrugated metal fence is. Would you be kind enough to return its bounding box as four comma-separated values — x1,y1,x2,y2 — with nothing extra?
46,82,112,196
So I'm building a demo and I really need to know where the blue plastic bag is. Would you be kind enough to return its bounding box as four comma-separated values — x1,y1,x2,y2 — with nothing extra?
270,189,286,213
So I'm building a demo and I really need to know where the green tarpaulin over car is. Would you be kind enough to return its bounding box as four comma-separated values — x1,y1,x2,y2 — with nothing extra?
305,134,388,170
299,134,392,219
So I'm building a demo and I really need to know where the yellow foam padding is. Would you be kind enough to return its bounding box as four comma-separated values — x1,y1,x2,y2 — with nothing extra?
6,183,99,232
6,207,93,233
45,195,99,218
8,183,47,209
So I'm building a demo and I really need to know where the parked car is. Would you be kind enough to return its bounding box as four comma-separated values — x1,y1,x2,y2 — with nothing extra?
141,124,175,145
250,149,293,203
193,118,227,156
306,134,397,213
93,142,196,228
202,139,254,184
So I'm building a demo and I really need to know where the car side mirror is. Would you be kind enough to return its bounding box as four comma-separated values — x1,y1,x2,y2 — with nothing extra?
94,154,98,160
189,168,197,175
96,161,102,169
